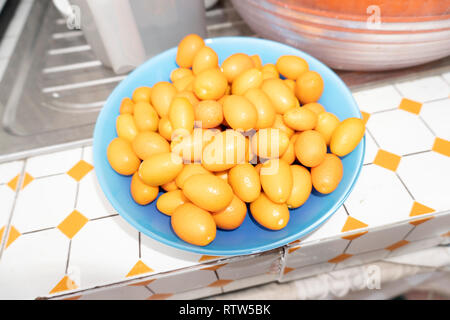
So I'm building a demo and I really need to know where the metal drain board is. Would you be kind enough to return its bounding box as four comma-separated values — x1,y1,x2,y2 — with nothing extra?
0,0,253,161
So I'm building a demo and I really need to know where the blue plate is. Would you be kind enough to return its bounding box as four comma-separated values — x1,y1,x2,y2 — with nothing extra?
93,37,365,256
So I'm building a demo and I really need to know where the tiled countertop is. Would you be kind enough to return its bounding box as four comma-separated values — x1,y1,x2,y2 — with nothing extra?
0,72,449,300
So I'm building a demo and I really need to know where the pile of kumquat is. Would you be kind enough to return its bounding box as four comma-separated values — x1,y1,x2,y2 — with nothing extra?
107,34,365,247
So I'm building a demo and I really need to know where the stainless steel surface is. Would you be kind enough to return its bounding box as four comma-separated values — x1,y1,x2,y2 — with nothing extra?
0,0,449,163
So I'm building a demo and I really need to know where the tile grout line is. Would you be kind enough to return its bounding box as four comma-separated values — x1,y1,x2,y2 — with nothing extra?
418,114,437,137
73,147,85,210
63,147,84,277
365,128,381,149
402,225,416,241
0,159,27,260
392,81,449,105
402,150,432,157
65,240,72,275
145,284,155,295
394,172,416,201
386,221,417,259
21,226,55,235
439,74,450,86
138,232,141,259
213,269,225,293
360,95,449,117
89,213,119,221
342,203,350,216
34,172,66,180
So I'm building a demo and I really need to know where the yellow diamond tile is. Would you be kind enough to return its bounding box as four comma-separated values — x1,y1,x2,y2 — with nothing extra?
398,98,422,115
147,293,173,300
385,240,409,251
208,279,233,287
328,253,353,264
409,201,435,217
361,111,371,125
22,173,34,189
49,275,78,294
283,267,295,274
288,246,301,254
5,226,21,249
128,279,155,287
63,295,81,300
7,174,19,191
341,216,369,232
57,210,88,239
432,137,450,157
342,231,368,241
201,263,227,271
67,160,94,182
409,216,434,226
373,149,401,171
7,173,34,191
198,255,221,262
126,260,154,277
0,226,4,246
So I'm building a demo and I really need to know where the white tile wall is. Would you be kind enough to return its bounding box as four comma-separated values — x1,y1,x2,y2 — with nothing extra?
216,252,279,280
346,223,413,255
168,286,222,300
406,213,450,242
286,238,349,269
280,262,334,283
334,249,389,271
388,237,444,258
79,285,151,300
147,269,217,294
222,273,277,293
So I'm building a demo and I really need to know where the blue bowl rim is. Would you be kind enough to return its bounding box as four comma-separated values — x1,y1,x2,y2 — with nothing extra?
93,36,365,256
